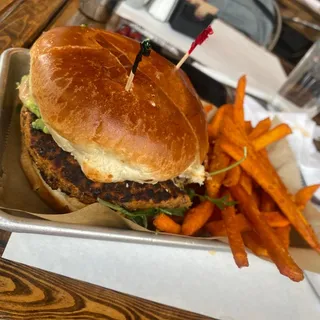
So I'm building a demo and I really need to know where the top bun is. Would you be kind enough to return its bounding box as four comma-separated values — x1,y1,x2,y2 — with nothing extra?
30,27,208,184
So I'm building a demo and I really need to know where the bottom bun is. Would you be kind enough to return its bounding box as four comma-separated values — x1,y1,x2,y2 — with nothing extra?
21,140,86,213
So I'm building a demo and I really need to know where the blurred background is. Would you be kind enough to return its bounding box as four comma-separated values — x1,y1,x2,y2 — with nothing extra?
1,0,319,107
75,0,320,107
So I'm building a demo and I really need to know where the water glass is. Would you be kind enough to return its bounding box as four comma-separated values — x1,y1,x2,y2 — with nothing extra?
268,39,320,118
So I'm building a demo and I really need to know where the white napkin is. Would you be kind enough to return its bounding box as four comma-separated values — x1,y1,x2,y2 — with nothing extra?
244,96,320,200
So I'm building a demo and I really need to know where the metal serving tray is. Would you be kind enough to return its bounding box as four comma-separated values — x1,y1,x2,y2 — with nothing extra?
0,48,229,251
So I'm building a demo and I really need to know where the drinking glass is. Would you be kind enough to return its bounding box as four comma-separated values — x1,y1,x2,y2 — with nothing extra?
268,39,320,118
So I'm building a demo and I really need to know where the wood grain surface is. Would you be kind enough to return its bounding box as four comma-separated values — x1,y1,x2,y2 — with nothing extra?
0,257,215,320
278,0,320,42
0,231,11,257
0,0,16,15
0,0,67,54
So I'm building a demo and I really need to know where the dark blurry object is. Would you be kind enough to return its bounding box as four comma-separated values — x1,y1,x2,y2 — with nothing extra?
117,24,143,41
152,43,227,106
117,24,131,36
79,0,119,22
273,23,313,65
128,31,142,41
169,1,216,39
181,63,227,106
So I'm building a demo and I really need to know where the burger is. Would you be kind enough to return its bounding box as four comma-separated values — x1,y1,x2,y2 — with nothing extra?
18,26,208,216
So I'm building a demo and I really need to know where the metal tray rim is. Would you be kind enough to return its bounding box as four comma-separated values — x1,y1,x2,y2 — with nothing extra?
0,48,229,251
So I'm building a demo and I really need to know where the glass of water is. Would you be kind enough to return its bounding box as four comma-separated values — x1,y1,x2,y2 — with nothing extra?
268,39,320,118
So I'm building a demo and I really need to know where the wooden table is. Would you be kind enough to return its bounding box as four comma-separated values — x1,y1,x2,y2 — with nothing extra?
0,257,214,319
277,0,320,43
0,1,216,318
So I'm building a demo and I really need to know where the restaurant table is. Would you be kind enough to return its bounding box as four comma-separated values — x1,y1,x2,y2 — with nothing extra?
0,257,214,319
0,1,216,319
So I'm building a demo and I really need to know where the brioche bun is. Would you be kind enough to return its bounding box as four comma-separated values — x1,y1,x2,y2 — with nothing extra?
30,27,208,184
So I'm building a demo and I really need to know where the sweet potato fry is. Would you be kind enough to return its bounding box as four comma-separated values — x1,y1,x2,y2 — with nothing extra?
205,138,231,198
252,188,261,208
260,191,276,212
263,211,290,227
242,231,269,258
222,204,249,268
220,118,278,189
233,75,246,130
223,163,241,187
206,211,289,236
222,138,320,253
204,104,213,113
274,226,291,249
248,118,271,140
239,171,252,195
295,184,320,210
206,214,252,236
230,185,303,281
207,105,232,139
221,138,320,253
220,116,320,253
208,206,222,222
245,121,253,135
153,214,181,234
259,149,268,158
252,124,292,151
182,201,214,236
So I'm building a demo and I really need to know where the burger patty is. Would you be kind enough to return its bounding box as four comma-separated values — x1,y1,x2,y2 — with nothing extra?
21,107,191,210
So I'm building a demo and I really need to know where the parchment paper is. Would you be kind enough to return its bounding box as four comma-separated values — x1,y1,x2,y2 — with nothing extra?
0,107,319,273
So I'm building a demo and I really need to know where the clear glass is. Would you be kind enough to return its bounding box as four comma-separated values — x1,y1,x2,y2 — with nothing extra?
268,39,320,118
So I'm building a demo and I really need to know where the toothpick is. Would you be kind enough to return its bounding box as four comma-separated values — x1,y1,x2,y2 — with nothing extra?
125,39,152,91
175,25,213,71
125,71,135,91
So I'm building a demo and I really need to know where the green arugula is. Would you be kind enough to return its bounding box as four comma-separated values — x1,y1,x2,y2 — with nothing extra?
187,189,237,210
98,188,236,228
98,199,187,228
208,146,247,176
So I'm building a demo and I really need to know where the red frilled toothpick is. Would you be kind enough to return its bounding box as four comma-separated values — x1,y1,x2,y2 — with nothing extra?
175,25,213,70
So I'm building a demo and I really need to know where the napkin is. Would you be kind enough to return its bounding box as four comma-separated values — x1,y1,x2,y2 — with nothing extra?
244,96,320,201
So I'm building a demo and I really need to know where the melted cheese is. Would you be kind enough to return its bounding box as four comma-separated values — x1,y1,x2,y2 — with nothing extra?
47,125,205,184
178,162,205,185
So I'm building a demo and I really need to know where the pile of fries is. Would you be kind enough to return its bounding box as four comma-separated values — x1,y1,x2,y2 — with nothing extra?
153,76,320,282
